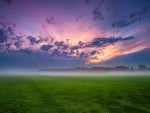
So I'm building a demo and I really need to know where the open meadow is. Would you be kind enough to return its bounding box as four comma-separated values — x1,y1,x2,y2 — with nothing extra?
0,75,150,113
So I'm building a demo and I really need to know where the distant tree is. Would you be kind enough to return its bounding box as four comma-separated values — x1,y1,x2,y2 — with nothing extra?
115,66,129,70
138,64,146,70
130,66,134,70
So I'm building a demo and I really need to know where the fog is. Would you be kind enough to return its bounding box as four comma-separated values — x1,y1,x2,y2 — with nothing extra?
0,69,150,76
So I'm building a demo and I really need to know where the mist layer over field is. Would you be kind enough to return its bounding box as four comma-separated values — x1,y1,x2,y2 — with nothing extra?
0,69,150,76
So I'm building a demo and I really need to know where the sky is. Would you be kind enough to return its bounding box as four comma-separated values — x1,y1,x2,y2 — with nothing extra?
0,0,150,70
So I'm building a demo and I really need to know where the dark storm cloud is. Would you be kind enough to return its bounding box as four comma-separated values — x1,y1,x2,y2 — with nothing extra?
86,36,134,47
46,17,56,24
112,6,150,28
40,45,53,51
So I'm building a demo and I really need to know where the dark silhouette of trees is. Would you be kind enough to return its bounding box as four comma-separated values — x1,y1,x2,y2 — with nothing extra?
138,64,146,70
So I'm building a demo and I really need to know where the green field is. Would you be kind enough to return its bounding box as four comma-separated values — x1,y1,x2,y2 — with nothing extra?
0,76,150,113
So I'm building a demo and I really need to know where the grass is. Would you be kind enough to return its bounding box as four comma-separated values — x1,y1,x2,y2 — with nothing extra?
0,75,150,113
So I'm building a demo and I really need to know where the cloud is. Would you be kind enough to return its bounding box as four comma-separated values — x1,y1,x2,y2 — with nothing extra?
14,42,22,48
69,50,75,55
112,6,150,28
50,49,61,57
0,22,13,43
80,51,87,58
69,42,85,51
54,41,64,46
7,27,14,35
93,7,104,21
86,36,134,47
46,17,56,24
5,43,11,48
0,29,7,43
38,35,134,61
0,22,135,64
112,18,137,28
0,21,139,65
78,41,85,47
71,45,80,50
61,51,69,57
121,36,134,41
13,36,24,48
27,36,40,45
92,0,104,21
0,22,16,44
19,49,33,54
40,45,53,51
54,41,69,49
90,50,97,55
48,48,71,58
